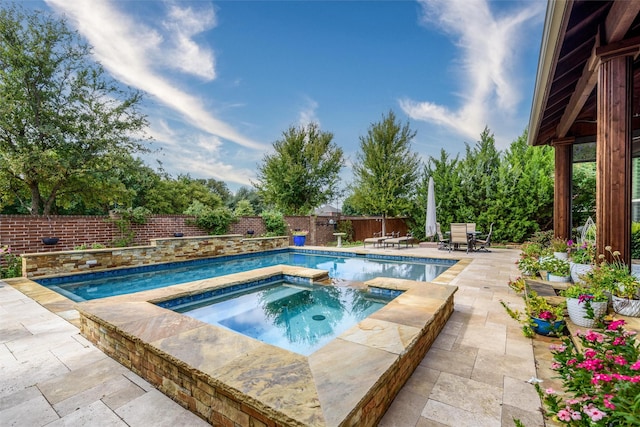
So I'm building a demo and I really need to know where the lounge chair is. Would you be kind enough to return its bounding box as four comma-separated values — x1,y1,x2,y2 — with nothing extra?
449,223,470,253
475,223,493,252
384,233,416,249
363,232,387,248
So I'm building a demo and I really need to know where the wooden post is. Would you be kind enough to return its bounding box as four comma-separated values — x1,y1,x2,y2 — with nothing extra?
596,51,633,264
553,139,573,240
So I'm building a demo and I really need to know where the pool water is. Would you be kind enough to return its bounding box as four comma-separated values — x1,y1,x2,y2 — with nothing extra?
172,281,395,355
38,250,453,302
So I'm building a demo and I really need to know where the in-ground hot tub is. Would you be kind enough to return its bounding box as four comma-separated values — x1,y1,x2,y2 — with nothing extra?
77,264,458,426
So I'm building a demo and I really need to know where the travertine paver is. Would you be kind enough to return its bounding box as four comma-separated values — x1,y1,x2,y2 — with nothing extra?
0,282,209,427
1,247,545,426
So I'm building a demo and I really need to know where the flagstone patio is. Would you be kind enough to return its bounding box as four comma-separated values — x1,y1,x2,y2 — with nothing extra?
1,246,546,426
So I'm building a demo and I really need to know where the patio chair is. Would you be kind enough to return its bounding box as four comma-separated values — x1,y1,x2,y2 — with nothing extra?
449,223,470,253
436,223,449,250
475,223,493,252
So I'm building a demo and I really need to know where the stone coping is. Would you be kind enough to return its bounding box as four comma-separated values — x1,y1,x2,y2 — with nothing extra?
76,264,459,426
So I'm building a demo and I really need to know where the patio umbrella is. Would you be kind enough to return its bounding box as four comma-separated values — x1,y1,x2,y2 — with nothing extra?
425,176,437,238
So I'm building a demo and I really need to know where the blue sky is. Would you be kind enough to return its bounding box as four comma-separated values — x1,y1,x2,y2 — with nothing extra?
37,0,546,192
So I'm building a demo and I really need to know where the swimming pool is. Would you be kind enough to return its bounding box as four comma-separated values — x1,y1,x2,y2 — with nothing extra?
164,279,397,355
37,249,454,302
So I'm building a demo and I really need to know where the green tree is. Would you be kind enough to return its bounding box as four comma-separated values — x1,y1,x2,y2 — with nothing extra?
457,127,501,224
233,199,255,216
414,149,464,238
491,129,554,242
572,162,596,229
254,123,344,215
0,6,148,215
228,186,264,214
350,111,421,235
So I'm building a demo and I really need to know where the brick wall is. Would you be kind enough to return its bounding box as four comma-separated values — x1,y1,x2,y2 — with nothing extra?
0,214,409,255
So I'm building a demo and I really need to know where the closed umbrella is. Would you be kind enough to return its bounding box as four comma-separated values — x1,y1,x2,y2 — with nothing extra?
425,177,437,238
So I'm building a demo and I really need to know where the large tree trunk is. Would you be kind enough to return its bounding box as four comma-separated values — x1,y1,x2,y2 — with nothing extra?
29,182,42,215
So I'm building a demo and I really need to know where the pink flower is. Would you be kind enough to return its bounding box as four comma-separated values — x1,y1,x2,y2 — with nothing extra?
545,388,555,394
549,344,567,352
614,355,628,366
557,408,572,422
603,395,616,410
584,331,604,343
592,373,612,384
539,310,553,320
570,411,582,421
608,320,626,330
585,349,597,359
630,360,640,371
613,337,627,346
578,294,594,303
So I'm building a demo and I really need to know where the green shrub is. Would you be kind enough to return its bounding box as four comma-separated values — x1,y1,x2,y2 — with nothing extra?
632,222,640,259
336,220,354,242
261,210,287,237
185,201,236,235
0,245,21,278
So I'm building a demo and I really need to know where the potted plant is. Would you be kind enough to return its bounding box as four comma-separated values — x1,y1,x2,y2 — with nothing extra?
291,230,308,246
550,238,569,260
517,242,543,276
568,240,595,284
589,247,640,317
501,277,566,337
561,283,608,328
540,256,571,282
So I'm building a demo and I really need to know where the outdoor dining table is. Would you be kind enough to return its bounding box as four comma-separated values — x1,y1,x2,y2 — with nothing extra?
444,230,482,251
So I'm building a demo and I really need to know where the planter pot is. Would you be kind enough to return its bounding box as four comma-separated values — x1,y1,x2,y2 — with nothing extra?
42,237,59,245
566,297,608,328
292,235,306,246
554,251,569,260
570,262,592,284
531,317,565,336
547,273,570,282
612,295,640,317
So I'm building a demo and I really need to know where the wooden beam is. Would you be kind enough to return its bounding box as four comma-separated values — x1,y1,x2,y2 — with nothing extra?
605,0,640,42
557,34,600,137
557,1,640,138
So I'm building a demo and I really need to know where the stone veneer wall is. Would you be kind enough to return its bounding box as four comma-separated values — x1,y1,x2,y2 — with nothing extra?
80,313,285,426
21,235,289,279
79,290,455,426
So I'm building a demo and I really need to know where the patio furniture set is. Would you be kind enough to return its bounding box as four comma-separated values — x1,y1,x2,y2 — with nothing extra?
437,222,493,253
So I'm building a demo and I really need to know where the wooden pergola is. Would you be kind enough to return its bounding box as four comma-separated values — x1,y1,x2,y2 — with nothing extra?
528,0,640,265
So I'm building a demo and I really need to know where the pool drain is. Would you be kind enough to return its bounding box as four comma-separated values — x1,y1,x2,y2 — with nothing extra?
312,315,326,321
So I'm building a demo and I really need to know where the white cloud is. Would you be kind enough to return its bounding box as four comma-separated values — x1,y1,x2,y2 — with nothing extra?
401,0,544,141
298,97,320,127
146,124,254,186
45,0,266,152
161,4,217,79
